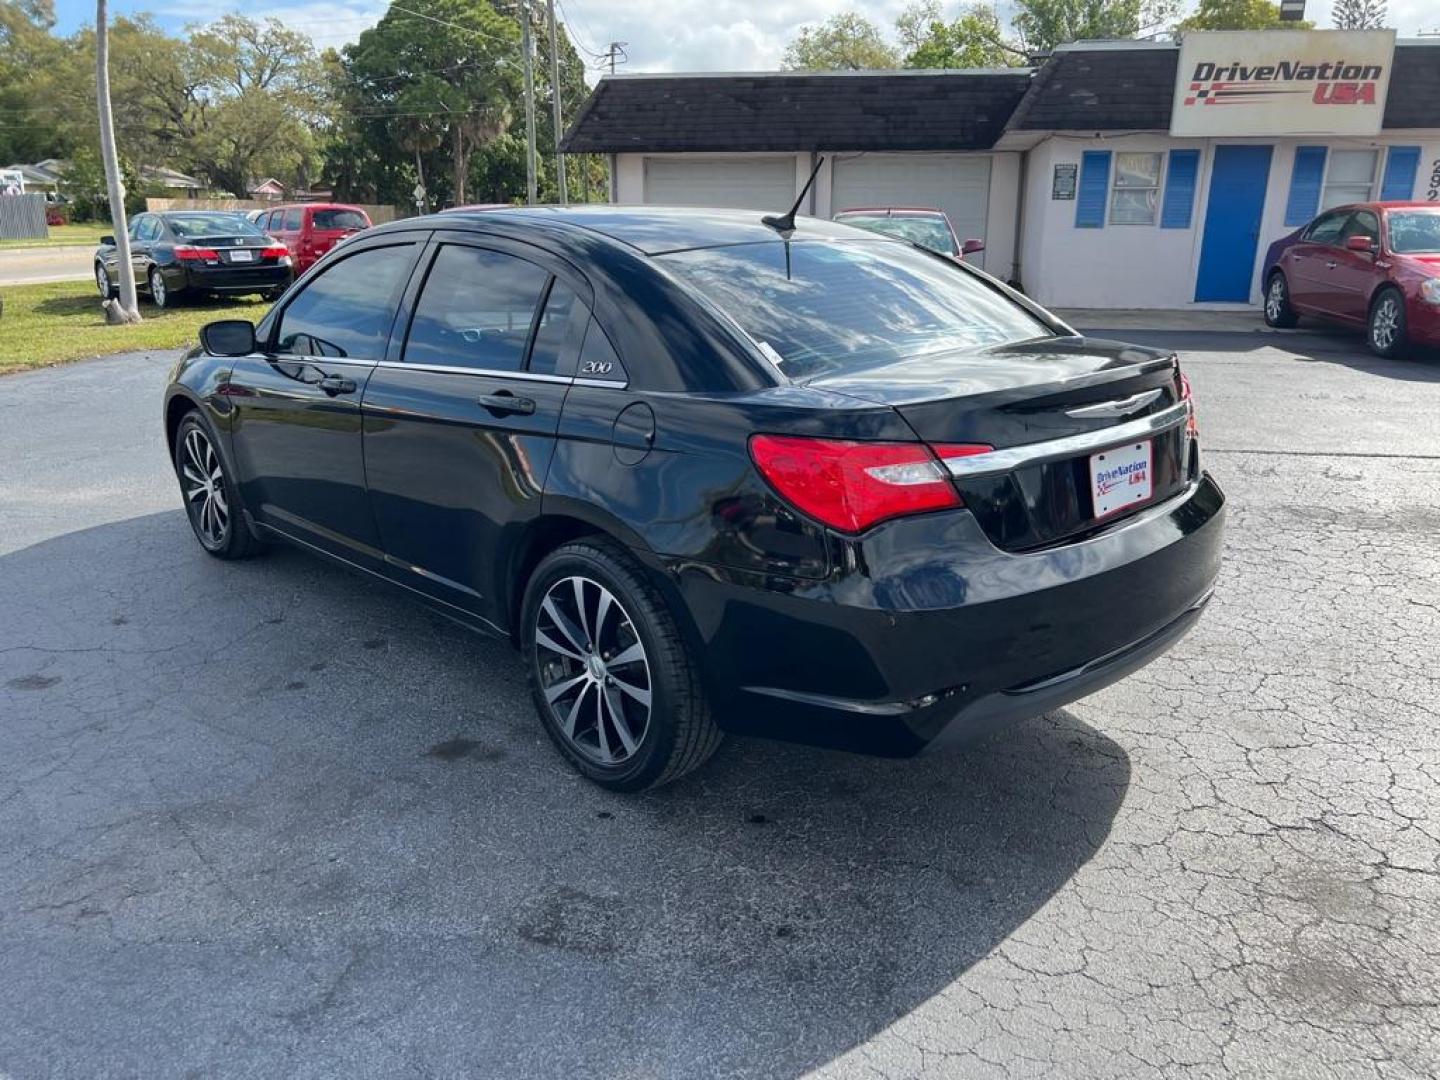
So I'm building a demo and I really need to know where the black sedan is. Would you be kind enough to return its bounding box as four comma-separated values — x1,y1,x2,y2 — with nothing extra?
163,206,1224,791
96,211,293,309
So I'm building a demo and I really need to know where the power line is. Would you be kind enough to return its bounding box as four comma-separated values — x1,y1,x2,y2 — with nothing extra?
553,0,607,60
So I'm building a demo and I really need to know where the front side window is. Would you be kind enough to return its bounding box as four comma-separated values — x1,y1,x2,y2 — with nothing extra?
1110,153,1162,225
660,240,1051,381
403,245,549,371
1321,149,1377,211
1303,210,1350,245
275,244,414,360
1341,210,1380,245
1387,210,1440,254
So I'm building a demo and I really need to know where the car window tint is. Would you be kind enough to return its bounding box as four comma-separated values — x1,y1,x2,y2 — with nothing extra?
1341,210,1379,244
839,214,955,255
312,208,368,231
1387,210,1440,254
660,240,1048,380
275,244,414,361
283,208,302,230
576,318,626,382
403,245,549,371
527,281,587,376
1303,211,1350,245
128,216,144,240
259,212,274,231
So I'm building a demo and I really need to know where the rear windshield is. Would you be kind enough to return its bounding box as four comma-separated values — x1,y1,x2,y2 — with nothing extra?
169,213,264,238
1388,210,1440,254
312,208,368,231
659,240,1051,380
838,214,956,255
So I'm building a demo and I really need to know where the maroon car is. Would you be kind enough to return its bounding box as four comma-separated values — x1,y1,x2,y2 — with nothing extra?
1262,201,1440,358
833,207,985,262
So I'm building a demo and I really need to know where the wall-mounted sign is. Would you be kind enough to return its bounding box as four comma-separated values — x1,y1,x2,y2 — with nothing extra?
1052,162,1077,200
1171,29,1395,137
0,168,24,196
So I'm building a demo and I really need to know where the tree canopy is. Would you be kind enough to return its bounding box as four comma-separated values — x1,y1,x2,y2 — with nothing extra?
1177,0,1312,30
782,12,899,70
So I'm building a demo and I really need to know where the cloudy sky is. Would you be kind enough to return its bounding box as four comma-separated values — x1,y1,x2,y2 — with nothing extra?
51,0,1439,82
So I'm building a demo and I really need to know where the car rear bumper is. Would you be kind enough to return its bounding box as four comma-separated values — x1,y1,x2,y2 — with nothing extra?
169,263,292,293
662,471,1225,756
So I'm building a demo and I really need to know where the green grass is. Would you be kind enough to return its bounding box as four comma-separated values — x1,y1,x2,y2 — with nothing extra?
0,280,271,374
0,222,117,249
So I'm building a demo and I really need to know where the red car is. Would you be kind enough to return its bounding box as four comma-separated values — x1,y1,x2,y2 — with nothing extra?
252,202,371,275
1262,201,1440,358
833,206,986,262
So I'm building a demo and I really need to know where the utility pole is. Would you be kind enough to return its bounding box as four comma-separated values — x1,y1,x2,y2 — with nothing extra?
604,41,627,75
96,0,139,322
520,0,538,205
545,0,567,205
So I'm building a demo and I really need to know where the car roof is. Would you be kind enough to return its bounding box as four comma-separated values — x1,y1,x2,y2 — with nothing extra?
409,204,873,255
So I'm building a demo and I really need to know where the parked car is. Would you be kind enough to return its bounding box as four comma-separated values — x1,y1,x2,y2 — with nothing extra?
439,203,514,213
95,211,293,308
833,206,985,261
1263,201,1440,358
163,207,1223,791
251,202,372,274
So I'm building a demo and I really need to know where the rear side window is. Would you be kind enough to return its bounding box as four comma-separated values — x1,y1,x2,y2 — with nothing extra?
275,244,415,360
403,245,549,372
283,208,302,230
660,240,1048,381
312,208,369,231
527,281,588,376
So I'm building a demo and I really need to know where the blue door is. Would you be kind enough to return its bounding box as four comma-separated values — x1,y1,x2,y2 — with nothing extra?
1195,145,1273,302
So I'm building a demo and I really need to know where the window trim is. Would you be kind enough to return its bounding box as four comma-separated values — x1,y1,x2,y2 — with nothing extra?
1108,151,1165,226
1301,208,1353,247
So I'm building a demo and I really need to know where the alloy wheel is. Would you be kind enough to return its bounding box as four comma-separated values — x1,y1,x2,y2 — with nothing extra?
533,574,652,766
179,426,229,548
150,269,166,307
1265,278,1283,322
1371,297,1399,352
95,264,110,298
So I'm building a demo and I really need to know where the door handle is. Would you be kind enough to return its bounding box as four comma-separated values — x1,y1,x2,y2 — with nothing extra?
1325,261,1337,270
478,392,536,416
318,373,357,395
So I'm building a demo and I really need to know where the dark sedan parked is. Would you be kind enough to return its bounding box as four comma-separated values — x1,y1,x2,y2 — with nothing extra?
96,211,293,309
1262,201,1440,357
163,207,1224,791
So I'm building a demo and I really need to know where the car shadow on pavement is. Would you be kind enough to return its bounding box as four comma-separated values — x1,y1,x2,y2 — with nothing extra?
0,510,1132,1079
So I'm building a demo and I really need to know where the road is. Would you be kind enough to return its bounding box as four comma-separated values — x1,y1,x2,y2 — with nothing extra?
0,244,94,286
1,329,1438,1079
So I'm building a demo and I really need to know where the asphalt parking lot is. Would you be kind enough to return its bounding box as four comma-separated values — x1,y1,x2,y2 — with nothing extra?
2,326,1438,1079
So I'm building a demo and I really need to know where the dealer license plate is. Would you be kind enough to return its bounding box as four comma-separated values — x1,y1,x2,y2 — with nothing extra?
229,249,254,262
1089,440,1153,520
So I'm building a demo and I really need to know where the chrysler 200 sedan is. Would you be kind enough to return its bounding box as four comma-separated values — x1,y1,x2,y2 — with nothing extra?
163,206,1224,791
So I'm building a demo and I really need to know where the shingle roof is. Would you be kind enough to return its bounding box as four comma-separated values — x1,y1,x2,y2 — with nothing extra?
561,70,1034,154
1004,40,1440,133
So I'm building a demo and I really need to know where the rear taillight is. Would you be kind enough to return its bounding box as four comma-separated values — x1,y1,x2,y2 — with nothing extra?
174,245,219,261
749,435,991,534
1178,371,1198,437
262,245,289,260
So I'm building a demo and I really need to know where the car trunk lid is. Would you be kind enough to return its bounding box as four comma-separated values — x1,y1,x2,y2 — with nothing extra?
807,336,1194,550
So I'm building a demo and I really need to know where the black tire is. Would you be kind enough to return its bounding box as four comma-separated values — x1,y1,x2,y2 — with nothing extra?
521,538,721,792
262,288,285,302
1367,287,1410,359
173,412,262,560
1263,271,1299,329
149,266,179,309
95,261,116,300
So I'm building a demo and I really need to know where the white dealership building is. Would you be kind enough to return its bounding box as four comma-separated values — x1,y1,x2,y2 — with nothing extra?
563,30,1440,311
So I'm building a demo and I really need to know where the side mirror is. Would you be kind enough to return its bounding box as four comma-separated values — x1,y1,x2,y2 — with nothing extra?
1345,235,1374,253
961,238,986,256
99,235,115,246
200,319,257,357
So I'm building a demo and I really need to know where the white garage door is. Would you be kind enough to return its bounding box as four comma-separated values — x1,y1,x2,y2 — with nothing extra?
643,157,797,212
831,154,992,269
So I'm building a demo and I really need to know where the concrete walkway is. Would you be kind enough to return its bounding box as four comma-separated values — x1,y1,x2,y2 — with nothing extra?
1053,307,1264,333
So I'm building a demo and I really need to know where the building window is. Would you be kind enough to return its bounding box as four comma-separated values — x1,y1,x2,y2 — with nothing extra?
1321,149,1378,211
1109,152,1162,225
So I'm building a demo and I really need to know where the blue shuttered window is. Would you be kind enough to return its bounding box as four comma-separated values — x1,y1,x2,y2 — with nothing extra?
1380,147,1421,201
1160,150,1200,229
1284,146,1327,226
1075,151,1111,228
